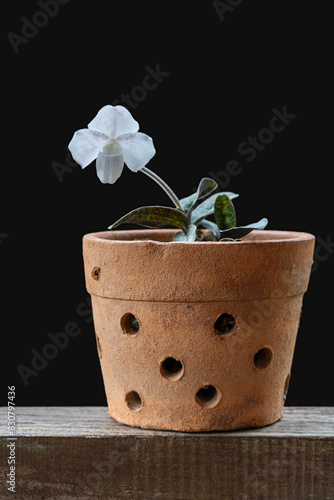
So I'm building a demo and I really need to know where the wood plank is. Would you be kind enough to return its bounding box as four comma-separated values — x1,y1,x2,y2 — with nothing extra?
1,407,333,499
2,406,333,437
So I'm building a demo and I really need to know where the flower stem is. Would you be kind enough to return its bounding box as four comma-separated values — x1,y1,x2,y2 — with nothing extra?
141,167,183,210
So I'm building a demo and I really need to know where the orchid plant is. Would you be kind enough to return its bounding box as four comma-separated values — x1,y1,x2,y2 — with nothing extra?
69,105,268,241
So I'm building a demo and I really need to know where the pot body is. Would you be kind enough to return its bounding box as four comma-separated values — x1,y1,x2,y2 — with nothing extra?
83,229,314,431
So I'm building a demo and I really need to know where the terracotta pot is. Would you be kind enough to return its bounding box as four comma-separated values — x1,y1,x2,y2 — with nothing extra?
82,229,314,432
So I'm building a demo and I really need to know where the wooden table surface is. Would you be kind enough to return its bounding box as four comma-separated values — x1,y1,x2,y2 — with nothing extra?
1,406,333,499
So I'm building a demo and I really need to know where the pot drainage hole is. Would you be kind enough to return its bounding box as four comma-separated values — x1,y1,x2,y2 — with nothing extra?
121,313,140,335
195,385,221,408
96,335,102,359
254,347,273,369
283,373,291,400
91,266,101,280
215,313,236,335
125,391,142,411
160,357,184,381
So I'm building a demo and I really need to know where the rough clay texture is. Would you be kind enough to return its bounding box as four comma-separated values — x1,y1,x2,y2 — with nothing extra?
83,229,315,432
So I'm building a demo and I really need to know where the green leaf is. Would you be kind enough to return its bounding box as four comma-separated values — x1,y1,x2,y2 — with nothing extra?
190,192,239,224
214,194,236,230
173,224,197,242
180,178,218,214
199,219,221,240
109,206,190,231
219,218,268,240
173,232,186,241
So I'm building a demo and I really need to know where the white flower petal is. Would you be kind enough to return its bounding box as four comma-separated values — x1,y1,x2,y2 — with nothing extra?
117,132,156,172
88,105,139,138
96,151,124,184
68,129,109,168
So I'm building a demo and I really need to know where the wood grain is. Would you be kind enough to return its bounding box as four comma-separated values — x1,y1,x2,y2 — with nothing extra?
0,407,333,499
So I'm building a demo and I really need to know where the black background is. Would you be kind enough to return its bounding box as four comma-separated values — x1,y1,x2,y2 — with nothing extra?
2,1,333,407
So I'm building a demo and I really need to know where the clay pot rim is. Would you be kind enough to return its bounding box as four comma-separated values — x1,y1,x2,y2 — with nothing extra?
84,229,314,246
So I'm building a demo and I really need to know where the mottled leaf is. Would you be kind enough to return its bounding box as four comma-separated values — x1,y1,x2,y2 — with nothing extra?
191,192,239,224
109,206,190,231
219,218,268,240
214,194,236,230
180,178,218,214
173,224,197,242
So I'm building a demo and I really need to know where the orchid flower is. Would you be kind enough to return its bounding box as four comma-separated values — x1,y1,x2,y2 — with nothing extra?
68,105,156,184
